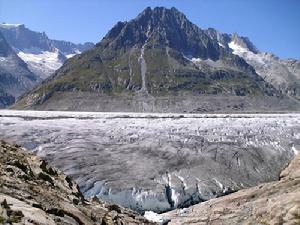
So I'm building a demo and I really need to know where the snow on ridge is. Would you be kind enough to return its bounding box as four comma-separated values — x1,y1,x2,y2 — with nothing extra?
66,54,76,59
65,49,81,59
229,41,265,65
229,41,249,55
0,23,22,28
228,40,299,86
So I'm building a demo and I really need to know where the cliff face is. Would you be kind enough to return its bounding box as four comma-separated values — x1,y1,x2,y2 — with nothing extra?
163,154,300,225
0,141,155,225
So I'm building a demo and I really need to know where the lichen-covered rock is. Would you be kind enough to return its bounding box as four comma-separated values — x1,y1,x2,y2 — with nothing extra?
163,155,300,225
0,140,155,225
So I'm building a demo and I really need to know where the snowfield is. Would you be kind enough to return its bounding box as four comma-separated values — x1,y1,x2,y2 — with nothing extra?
0,110,299,213
17,48,64,79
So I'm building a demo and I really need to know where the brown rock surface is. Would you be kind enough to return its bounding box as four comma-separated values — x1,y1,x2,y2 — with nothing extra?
163,154,300,225
0,140,155,225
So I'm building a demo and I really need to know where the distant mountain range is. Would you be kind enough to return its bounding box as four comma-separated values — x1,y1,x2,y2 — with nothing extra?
0,23,94,79
0,23,94,107
0,31,38,108
13,7,300,112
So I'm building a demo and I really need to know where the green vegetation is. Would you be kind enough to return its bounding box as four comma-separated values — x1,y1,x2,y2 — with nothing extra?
24,41,276,105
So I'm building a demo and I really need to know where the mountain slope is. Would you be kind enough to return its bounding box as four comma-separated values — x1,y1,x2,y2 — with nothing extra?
14,7,300,112
0,140,155,225
163,154,300,225
0,23,94,79
0,89,15,108
0,31,40,107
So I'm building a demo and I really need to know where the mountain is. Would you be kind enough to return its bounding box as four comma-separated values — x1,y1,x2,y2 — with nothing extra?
0,23,94,79
0,30,40,108
163,154,300,225
13,7,300,112
227,33,300,98
0,140,154,224
0,90,15,108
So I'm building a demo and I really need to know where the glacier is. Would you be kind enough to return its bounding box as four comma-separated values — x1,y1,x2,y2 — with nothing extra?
17,48,64,79
0,110,299,213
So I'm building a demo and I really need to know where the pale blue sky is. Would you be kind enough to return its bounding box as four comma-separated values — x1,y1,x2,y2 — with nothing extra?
0,0,299,59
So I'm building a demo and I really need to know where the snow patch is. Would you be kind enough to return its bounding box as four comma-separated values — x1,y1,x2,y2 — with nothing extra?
66,54,76,59
218,42,225,48
144,211,170,225
66,49,81,59
292,145,299,155
229,41,248,54
229,41,265,65
0,57,7,62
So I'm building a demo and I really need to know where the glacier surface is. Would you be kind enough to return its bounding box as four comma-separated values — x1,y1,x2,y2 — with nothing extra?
0,110,299,212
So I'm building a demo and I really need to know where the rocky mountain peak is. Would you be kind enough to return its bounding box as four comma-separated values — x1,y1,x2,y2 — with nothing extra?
136,6,187,24
230,33,259,54
100,7,221,60
0,23,55,52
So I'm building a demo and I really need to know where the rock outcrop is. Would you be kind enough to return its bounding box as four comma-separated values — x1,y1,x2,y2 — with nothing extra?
163,154,300,225
0,140,155,225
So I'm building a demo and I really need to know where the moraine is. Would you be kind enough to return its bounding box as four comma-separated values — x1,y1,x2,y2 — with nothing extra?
0,110,299,213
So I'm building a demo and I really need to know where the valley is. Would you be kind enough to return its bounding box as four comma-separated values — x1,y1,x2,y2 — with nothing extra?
1,4,300,224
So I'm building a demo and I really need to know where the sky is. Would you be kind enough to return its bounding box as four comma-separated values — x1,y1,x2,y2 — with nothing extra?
0,0,300,59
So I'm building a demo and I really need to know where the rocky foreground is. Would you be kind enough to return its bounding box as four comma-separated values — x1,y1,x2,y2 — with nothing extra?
163,154,300,225
0,141,154,225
